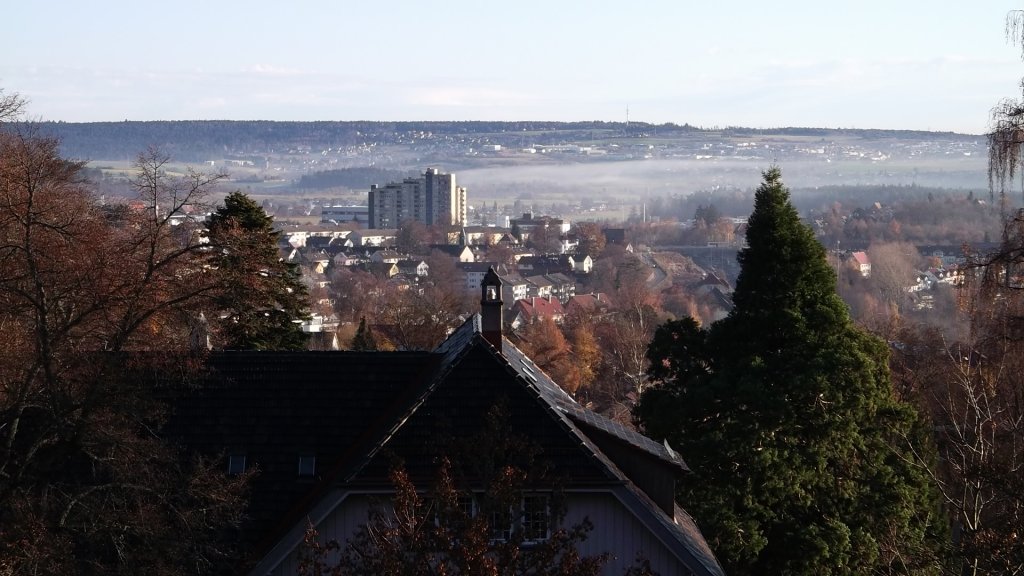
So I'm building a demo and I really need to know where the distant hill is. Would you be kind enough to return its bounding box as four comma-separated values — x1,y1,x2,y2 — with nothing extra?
17,120,979,163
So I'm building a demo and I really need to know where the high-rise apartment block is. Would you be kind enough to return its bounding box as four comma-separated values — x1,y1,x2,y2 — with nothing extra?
367,168,467,229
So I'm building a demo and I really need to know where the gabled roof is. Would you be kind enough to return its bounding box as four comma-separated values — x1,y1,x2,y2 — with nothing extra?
519,254,571,267
370,249,403,259
429,244,475,258
496,271,528,286
396,258,427,269
544,272,575,285
525,274,554,288
169,315,722,576
566,292,614,314
511,296,565,323
360,261,398,278
303,236,347,251
457,260,498,273
165,351,440,566
495,332,685,472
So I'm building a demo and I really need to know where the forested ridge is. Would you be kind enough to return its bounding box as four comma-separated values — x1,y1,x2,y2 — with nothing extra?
21,120,980,162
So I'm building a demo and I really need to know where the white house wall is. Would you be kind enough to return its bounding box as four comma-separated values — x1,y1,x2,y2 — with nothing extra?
269,491,694,576
562,491,693,575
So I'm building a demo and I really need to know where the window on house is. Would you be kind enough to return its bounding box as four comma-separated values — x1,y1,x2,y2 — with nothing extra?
484,494,552,543
427,495,477,531
227,454,246,476
489,505,514,543
521,495,551,542
298,455,316,477
456,495,476,517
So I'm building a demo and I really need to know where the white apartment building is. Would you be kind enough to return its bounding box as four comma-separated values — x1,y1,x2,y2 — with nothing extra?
367,168,467,229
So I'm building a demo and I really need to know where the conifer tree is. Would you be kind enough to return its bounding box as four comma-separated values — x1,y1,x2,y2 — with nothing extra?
635,168,945,575
206,191,309,350
351,316,378,351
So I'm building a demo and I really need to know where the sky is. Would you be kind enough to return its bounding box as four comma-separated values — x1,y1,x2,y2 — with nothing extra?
2,1,1022,133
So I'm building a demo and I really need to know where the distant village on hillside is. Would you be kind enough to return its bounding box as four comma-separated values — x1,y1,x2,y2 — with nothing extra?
220,165,979,349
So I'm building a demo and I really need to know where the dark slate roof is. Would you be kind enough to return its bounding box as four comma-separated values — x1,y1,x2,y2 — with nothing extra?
516,255,574,276
524,274,554,288
457,261,496,273
304,236,346,251
671,504,726,576
166,351,440,561
499,336,688,473
428,243,474,257
544,272,576,285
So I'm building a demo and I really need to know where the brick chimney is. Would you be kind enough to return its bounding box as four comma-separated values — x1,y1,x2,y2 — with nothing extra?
480,267,503,351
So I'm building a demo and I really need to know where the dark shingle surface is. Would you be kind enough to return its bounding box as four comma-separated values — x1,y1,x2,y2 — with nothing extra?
501,339,688,472
167,351,438,555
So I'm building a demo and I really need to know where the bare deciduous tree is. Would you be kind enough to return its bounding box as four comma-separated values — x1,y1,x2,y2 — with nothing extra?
989,10,1024,207
894,289,1024,575
866,241,921,313
0,134,248,574
0,88,25,123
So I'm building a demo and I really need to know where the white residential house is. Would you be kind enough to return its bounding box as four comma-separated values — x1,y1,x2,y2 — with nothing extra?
429,244,476,263
850,251,871,277
300,313,340,334
349,229,398,247
333,253,364,267
397,259,430,278
370,250,404,264
570,254,593,274
497,273,530,307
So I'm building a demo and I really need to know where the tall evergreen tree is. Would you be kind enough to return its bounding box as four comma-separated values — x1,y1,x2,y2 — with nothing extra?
351,316,378,351
206,191,309,350
635,168,945,575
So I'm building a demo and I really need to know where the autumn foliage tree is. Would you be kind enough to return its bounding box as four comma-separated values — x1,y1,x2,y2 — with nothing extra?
0,124,248,574
568,324,601,395
374,279,469,350
514,317,577,393
331,253,471,351
573,221,606,258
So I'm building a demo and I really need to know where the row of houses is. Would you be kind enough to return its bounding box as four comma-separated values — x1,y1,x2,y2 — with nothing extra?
283,224,612,339
306,208,593,254
282,220,598,296
508,293,614,329
907,267,965,292
291,242,589,303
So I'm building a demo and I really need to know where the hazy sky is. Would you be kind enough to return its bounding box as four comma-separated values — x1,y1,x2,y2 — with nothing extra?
2,1,1021,132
